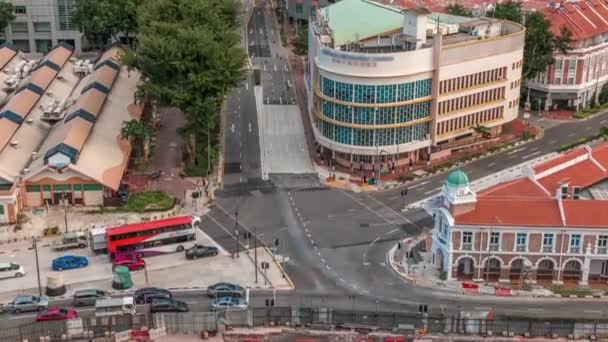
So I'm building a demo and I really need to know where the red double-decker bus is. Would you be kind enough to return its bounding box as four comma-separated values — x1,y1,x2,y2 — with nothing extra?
106,216,201,259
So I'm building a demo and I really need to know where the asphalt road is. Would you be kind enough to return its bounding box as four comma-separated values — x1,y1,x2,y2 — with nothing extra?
204,0,608,322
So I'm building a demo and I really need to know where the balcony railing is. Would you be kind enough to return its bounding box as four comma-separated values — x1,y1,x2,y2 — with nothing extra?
542,246,553,253
489,244,499,252
516,245,526,252
570,247,581,254
597,246,608,255
462,243,472,251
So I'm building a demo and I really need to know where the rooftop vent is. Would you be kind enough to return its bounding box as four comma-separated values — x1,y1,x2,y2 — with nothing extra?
9,141,18,147
26,118,33,124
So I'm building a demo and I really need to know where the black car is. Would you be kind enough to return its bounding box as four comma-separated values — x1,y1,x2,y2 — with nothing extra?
150,298,189,313
134,287,172,304
185,245,219,260
207,282,245,298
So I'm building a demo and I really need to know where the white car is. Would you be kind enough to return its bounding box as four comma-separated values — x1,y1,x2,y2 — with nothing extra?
0,263,24,279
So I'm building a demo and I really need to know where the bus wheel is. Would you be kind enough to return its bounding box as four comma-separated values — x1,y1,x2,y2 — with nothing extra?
177,245,185,252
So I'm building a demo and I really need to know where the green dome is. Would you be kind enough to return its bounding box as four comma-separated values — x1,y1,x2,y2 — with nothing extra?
446,169,469,187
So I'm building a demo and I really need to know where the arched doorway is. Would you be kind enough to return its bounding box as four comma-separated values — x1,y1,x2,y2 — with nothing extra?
456,257,475,280
510,259,525,281
481,257,501,283
536,259,555,283
563,260,582,282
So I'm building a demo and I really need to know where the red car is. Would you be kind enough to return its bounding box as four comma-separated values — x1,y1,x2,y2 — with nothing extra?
36,308,77,322
113,257,146,271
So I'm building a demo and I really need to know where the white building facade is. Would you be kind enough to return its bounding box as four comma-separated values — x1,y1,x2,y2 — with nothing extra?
306,0,525,171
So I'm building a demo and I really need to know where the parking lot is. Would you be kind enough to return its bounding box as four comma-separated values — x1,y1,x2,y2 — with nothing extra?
0,228,290,304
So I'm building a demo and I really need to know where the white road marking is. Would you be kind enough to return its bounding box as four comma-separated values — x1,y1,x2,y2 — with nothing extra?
568,132,576,137
321,258,326,263
326,265,331,270
601,120,608,125
507,147,525,155
527,308,544,312
586,126,593,130
488,162,495,167
389,195,400,200
423,187,441,195
409,181,430,190
245,82,249,91
584,310,602,314
522,151,542,159
248,122,252,133
231,124,235,133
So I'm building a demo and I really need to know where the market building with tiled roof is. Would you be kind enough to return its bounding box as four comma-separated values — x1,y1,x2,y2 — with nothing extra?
0,43,142,224
528,0,608,110
432,142,608,287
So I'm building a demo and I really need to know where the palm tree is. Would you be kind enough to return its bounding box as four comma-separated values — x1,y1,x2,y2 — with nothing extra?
121,119,148,159
471,124,491,150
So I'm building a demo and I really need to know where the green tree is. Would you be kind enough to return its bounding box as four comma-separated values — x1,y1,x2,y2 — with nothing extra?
126,0,246,174
471,124,490,149
446,4,472,17
0,1,14,32
599,84,608,105
120,119,148,159
73,0,140,49
489,1,521,23
293,26,308,55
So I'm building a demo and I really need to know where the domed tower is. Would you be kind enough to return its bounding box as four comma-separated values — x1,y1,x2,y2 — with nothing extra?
442,168,476,216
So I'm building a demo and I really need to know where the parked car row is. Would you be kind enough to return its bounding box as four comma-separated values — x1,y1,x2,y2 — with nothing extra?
4,281,247,322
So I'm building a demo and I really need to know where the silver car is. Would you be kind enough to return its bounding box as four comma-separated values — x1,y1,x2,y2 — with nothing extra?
73,289,108,307
210,297,248,311
9,295,48,314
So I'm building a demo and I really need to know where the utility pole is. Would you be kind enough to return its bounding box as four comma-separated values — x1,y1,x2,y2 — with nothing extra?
33,238,41,296
254,227,258,283
62,193,69,233
234,211,240,258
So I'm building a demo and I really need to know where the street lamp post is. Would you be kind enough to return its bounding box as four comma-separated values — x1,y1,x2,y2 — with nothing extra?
234,210,240,259
254,227,258,283
62,193,69,233
32,238,42,296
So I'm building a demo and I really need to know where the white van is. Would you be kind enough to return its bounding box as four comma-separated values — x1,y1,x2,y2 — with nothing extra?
95,297,136,317
0,263,24,279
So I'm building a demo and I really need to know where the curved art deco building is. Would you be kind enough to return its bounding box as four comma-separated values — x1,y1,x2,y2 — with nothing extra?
306,0,525,170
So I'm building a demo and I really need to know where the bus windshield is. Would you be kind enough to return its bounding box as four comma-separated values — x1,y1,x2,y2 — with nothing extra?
106,216,200,259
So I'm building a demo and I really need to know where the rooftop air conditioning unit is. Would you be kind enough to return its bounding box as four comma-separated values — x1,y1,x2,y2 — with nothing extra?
26,118,33,124
21,168,29,175
9,141,18,147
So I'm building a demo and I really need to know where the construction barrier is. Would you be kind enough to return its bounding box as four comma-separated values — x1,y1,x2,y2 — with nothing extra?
495,287,512,296
461,282,479,294
386,337,406,342
478,285,496,295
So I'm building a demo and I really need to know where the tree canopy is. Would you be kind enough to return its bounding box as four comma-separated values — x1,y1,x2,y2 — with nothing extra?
446,4,472,17
126,0,246,175
0,1,15,32
73,0,139,49
491,1,571,82
599,84,608,106
488,1,521,22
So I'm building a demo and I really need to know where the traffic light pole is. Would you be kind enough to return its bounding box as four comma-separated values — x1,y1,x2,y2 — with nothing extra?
33,238,42,297
234,210,239,259
254,227,258,284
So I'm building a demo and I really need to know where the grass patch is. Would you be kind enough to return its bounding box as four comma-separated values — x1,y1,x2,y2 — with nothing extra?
399,172,416,182
551,286,593,298
573,103,608,119
87,191,175,214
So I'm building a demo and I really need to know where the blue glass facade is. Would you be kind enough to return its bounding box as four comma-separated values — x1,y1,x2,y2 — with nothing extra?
317,74,433,147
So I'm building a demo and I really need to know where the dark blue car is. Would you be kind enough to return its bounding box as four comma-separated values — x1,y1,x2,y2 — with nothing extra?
52,255,88,271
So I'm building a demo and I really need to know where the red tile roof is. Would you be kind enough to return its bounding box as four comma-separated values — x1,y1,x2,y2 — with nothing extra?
538,159,606,194
455,198,564,227
477,177,550,198
591,143,608,170
453,142,608,228
563,200,608,228
532,147,587,175
542,1,608,41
